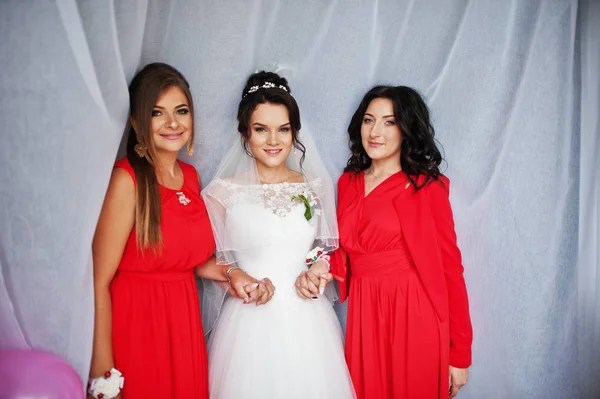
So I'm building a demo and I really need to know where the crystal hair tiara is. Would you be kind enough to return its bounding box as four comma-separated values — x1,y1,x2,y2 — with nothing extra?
243,81,289,97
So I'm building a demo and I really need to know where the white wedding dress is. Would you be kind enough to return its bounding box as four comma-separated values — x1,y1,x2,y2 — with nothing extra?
206,179,355,399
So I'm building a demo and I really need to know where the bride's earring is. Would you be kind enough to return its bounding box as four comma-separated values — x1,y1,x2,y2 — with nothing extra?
243,140,254,158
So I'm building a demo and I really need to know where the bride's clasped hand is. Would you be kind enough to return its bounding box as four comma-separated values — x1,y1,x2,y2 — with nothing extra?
226,268,275,306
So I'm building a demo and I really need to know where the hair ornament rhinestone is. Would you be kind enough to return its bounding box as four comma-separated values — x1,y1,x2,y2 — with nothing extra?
244,82,289,97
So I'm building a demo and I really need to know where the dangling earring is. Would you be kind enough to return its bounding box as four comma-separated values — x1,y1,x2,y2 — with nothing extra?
242,138,254,158
186,139,194,156
293,146,297,155
134,143,147,158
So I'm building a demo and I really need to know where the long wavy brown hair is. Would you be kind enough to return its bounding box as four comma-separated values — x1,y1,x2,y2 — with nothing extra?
125,63,194,252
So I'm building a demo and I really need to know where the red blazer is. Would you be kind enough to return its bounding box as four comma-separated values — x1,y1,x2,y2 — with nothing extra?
331,172,473,368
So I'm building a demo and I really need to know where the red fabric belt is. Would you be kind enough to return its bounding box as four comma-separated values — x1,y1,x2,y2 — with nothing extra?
349,247,415,277
116,269,194,282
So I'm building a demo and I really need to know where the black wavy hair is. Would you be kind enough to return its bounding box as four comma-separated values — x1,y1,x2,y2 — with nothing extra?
237,71,306,166
345,85,443,191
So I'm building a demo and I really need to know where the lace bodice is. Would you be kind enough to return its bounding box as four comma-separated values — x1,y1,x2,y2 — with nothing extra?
201,177,339,304
203,180,318,293
212,178,322,218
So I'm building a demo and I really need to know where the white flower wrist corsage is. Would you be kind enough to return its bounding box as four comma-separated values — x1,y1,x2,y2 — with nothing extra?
305,247,331,270
87,368,124,399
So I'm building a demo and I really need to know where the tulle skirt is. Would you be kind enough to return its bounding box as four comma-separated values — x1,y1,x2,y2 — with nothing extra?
207,290,355,399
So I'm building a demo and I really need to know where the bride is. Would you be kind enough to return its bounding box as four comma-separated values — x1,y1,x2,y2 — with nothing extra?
201,71,355,399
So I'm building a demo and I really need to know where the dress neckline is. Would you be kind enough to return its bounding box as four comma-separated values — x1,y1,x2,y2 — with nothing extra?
361,170,406,199
259,181,306,186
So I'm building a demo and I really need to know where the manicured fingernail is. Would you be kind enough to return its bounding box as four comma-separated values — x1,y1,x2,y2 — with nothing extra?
251,283,259,289
319,287,324,295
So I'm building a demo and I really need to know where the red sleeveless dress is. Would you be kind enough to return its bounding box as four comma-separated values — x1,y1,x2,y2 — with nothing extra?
110,158,215,399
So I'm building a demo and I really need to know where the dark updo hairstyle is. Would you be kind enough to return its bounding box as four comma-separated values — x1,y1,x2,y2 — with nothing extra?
237,71,306,166
345,86,443,191
125,62,194,252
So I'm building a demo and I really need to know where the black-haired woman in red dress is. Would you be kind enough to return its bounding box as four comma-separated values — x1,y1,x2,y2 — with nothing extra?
330,86,473,399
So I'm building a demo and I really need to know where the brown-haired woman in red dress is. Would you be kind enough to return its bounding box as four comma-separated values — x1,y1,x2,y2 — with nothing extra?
88,63,273,399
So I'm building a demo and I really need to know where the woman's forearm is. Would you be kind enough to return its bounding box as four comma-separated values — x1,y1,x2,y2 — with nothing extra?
89,285,115,377
195,256,229,281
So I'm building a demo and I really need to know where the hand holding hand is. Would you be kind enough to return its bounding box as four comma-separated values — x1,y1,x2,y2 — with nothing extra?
228,268,259,303
253,278,276,306
295,260,332,299
295,270,319,299
310,259,333,295
228,269,275,305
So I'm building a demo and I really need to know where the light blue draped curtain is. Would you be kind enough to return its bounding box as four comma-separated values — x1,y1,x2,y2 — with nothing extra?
0,1,598,398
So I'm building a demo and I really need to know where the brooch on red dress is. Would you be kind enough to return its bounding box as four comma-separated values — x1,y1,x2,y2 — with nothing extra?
176,191,191,206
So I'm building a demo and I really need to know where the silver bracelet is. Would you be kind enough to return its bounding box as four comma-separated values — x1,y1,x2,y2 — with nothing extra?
225,266,241,283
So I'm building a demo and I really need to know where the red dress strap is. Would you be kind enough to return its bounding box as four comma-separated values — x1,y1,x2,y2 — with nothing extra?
178,161,200,194
114,157,136,186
